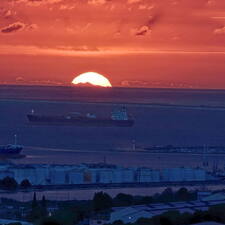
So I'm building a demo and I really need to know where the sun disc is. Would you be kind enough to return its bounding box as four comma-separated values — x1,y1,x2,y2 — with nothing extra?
72,72,112,87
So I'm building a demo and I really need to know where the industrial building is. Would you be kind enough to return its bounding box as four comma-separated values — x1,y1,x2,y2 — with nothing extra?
0,163,217,186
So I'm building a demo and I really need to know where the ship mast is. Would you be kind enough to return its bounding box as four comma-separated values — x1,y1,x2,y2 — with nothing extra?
132,139,136,151
14,134,17,145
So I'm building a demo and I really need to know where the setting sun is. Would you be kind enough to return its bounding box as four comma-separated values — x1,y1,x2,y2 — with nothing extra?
72,72,112,87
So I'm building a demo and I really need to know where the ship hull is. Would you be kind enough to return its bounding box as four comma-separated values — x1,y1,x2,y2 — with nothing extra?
27,115,134,127
0,146,23,154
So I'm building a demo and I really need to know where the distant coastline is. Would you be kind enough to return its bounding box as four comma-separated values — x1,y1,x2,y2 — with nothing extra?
1,99,225,111
1,84,225,108
2,83,225,91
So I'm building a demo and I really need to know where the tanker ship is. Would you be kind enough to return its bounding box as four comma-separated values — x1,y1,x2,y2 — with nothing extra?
27,107,134,127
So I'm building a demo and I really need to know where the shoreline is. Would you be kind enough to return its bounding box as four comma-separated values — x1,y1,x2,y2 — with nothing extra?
0,184,224,202
0,180,222,194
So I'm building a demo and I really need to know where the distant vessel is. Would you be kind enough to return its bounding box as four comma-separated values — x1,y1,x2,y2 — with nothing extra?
27,107,134,127
0,135,23,155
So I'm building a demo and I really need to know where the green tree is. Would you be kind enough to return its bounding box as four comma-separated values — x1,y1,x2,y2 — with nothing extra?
50,209,78,225
20,179,31,189
28,192,43,222
114,193,134,206
112,220,124,225
160,210,187,225
1,176,18,190
40,219,61,225
41,195,48,217
176,187,189,201
137,217,155,225
208,204,225,223
93,192,113,212
32,192,38,209
7,223,22,225
158,188,175,202
190,210,208,224
160,216,173,225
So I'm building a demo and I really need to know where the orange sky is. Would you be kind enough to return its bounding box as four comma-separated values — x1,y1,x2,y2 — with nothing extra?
0,0,225,88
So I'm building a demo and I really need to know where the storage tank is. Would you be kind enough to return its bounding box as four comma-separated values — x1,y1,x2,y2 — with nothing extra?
122,169,134,183
162,167,207,182
194,168,206,181
183,168,194,181
162,168,184,182
83,169,97,184
112,169,124,183
68,169,84,184
11,165,37,184
151,170,160,182
98,170,113,183
49,168,67,185
33,165,50,185
137,168,160,183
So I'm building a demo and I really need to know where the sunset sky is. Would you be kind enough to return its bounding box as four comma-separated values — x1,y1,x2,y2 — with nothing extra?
0,0,225,88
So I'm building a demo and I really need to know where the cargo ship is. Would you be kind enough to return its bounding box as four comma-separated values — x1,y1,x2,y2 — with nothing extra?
27,107,134,127
0,135,23,155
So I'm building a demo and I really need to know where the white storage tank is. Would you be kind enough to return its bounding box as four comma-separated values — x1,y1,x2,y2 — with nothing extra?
152,170,160,182
162,168,184,182
98,170,113,183
68,169,84,184
122,169,134,183
33,165,50,185
11,165,37,184
194,168,206,181
49,168,67,185
183,168,195,181
112,169,123,183
83,169,97,184
137,168,160,183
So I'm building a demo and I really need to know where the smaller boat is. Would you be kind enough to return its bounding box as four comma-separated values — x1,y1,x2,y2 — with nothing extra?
0,135,23,155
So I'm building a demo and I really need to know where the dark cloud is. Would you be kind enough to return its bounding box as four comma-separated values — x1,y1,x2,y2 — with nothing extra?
134,14,159,36
135,25,150,36
1,22,25,33
0,0,224,50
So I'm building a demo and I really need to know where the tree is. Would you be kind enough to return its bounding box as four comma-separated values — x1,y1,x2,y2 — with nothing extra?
140,196,153,204
160,210,188,225
208,204,225,223
20,179,32,189
190,210,208,224
176,187,189,201
40,219,61,225
112,220,124,225
1,176,18,190
49,209,78,225
160,188,174,202
27,192,42,222
160,217,173,225
32,192,38,209
93,192,113,211
7,223,22,225
114,193,134,206
41,195,48,217
137,218,155,225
